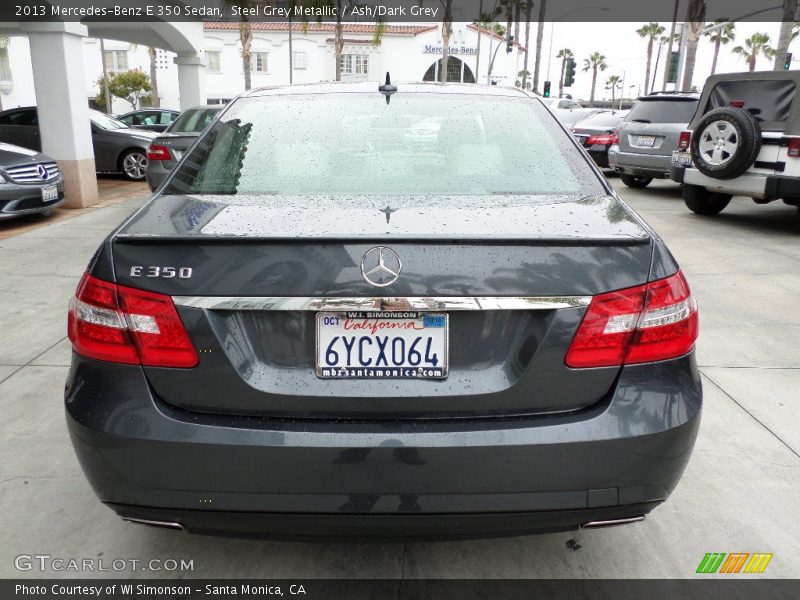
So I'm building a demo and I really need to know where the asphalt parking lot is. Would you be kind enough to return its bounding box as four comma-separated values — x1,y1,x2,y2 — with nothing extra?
0,178,798,579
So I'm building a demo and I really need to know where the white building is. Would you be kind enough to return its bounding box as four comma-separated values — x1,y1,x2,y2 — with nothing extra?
0,22,526,113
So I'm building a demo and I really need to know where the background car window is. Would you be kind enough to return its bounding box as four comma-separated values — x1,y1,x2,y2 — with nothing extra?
627,99,698,123
168,94,598,196
117,115,134,125
167,108,220,133
0,110,38,126
160,111,179,125
89,110,128,130
577,112,627,128
140,113,158,125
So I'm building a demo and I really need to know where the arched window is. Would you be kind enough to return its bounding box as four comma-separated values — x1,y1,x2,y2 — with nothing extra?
423,57,476,83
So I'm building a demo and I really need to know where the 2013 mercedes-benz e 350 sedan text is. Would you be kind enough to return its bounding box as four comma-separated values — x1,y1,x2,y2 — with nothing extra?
65,82,702,539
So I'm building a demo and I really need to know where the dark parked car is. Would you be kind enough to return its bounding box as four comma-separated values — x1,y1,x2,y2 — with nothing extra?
570,110,629,168
66,82,701,539
116,108,181,133
145,106,221,191
0,142,65,220
0,108,157,181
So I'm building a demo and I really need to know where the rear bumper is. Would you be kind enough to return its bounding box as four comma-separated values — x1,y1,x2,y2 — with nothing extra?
65,353,702,537
145,161,173,192
608,147,672,177
586,148,610,168
673,166,800,200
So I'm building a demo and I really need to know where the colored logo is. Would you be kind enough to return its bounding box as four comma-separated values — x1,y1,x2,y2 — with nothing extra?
696,553,773,574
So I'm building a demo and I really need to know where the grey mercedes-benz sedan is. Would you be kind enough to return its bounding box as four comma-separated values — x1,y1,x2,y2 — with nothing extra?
0,142,65,220
65,82,701,539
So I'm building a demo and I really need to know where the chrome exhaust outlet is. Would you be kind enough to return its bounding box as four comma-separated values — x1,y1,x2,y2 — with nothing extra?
581,515,645,529
122,516,185,531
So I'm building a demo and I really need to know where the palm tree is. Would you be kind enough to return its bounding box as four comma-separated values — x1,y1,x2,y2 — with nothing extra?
521,0,533,89
681,0,707,91
774,1,798,71
147,47,160,107
557,48,572,97
704,19,735,75
652,33,679,92
532,0,547,93
583,52,607,107
636,22,665,94
222,0,258,90
606,74,622,105
733,33,776,72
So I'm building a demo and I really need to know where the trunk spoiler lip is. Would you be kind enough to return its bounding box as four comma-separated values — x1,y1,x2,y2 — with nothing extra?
172,295,592,312
112,234,651,246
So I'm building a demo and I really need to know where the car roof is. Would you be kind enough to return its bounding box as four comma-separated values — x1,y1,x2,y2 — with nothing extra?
638,92,700,101
242,81,537,99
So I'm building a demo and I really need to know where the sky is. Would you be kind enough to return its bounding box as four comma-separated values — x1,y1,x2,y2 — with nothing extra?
536,20,788,101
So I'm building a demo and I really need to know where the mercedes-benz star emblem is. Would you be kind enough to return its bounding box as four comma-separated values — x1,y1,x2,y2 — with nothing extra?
361,246,402,288
37,164,49,180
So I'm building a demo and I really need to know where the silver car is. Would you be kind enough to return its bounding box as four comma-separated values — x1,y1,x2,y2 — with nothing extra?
0,142,65,220
609,92,699,188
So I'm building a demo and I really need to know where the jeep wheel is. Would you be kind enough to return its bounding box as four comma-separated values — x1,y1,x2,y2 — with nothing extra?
620,174,653,188
683,184,732,215
690,106,761,180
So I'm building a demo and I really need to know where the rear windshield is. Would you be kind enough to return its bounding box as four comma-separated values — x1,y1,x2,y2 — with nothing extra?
627,99,698,123
165,93,598,196
167,108,220,133
707,80,795,124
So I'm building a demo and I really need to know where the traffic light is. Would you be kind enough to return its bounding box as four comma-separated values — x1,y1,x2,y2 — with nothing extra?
564,57,576,87
506,34,514,53
785,52,793,70
543,81,551,98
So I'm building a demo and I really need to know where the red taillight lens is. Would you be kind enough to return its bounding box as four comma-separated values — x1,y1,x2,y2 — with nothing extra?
68,273,198,368
788,137,800,157
146,144,172,161
678,131,691,150
729,100,745,108
586,133,615,145
566,271,698,368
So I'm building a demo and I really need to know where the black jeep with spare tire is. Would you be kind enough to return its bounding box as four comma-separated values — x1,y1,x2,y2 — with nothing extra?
671,71,800,226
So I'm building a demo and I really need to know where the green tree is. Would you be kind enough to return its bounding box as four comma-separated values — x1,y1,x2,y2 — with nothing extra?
704,19,735,75
557,48,573,96
107,69,153,110
147,47,160,107
606,74,621,105
636,22,665,94
733,32,775,72
532,0,547,93
582,52,607,107
221,0,260,90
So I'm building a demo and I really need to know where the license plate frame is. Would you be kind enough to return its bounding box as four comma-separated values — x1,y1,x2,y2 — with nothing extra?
315,311,449,380
636,135,656,148
671,151,692,167
41,185,58,202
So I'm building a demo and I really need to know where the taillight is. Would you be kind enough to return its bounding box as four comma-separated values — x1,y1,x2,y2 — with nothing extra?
146,144,172,161
68,273,198,368
610,128,620,145
565,271,698,368
788,137,800,157
678,131,691,150
729,100,745,108
586,133,615,145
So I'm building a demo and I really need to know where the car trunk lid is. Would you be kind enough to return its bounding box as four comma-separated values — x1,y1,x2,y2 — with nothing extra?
110,194,654,420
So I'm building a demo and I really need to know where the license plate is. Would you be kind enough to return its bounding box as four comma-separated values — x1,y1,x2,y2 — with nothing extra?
636,135,656,147
41,186,58,202
672,151,692,167
316,312,448,379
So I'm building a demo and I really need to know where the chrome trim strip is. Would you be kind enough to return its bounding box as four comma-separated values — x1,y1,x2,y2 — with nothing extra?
121,517,185,531
581,516,645,529
172,296,591,311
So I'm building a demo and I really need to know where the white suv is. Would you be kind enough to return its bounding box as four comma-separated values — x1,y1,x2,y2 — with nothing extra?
671,71,800,225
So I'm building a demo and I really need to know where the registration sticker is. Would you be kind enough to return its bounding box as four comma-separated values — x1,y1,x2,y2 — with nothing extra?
316,311,448,379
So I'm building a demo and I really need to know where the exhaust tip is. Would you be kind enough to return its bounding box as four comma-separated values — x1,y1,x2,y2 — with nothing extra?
122,516,185,531
581,515,645,529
